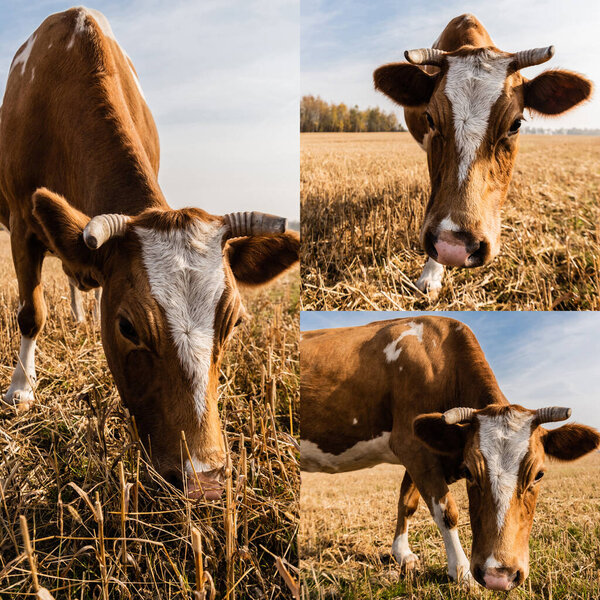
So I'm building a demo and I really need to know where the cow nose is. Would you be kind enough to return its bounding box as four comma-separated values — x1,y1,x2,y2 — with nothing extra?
481,567,521,591
186,467,225,501
424,230,489,268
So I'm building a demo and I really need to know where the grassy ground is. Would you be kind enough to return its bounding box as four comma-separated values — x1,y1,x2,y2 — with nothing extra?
300,454,600,600
0,231,300,599
301,132,600,311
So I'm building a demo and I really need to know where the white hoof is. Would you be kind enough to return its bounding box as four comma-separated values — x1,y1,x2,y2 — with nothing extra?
416,258,444,298
397,552,420,571
451,565,475,588
3,387,35,410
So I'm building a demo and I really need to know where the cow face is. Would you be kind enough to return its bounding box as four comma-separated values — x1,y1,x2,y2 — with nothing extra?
414,404,599,590
32,189,299,499
374,47,591,268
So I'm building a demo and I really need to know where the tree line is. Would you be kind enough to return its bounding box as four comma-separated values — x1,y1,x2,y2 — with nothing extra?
301,95,405,132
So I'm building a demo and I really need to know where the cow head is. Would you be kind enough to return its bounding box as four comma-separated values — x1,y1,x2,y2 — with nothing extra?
414,404,599,590
32,188,299,499
374,46,592,267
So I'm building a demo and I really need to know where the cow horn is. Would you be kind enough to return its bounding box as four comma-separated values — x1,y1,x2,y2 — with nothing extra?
535,406,571,424
442,407,476,424
404,48,447,66
83,214,131,249
513,46,554,70
224,211,287,239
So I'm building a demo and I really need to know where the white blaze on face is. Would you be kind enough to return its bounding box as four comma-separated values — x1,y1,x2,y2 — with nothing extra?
478,411,534,531
383,321,424,363
136,220,225,422
444,51,512,185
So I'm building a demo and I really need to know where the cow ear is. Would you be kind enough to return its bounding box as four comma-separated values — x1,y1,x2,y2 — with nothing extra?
226,231,299,286
542,424,600,461
32,188,103,283
374,63,437,107
524,70,592,115
413,413,469,455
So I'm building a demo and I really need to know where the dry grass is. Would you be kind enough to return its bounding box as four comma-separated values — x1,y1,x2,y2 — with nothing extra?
301,132,600,311
0,231,300,599
300,453,600,600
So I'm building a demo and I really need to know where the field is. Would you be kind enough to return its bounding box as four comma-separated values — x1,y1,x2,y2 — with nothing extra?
0,231,300,599
300,453,600,600
301,133,600,311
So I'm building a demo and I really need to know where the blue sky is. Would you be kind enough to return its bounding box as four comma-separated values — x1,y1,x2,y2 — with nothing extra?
302,0,600,130
300,312,600,430
0,1,299,219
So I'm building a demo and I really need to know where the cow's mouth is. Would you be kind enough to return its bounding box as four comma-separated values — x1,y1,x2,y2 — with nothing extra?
424,231,489,268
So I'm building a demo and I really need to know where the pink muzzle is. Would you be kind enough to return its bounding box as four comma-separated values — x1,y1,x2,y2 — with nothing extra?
434,231,470,267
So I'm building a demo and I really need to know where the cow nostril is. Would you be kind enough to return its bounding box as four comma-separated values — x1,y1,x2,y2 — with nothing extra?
513,570,521,585
424,231,438,260
163,470,183,489
473,565,485,587
466,240,489,267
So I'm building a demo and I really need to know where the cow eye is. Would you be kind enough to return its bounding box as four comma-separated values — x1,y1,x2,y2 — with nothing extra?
425,111,435,130
508,118,522,135
118,316,139,344
234,317,243,327
534,470,545,482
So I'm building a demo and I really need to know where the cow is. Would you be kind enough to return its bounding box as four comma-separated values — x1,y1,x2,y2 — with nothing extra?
373,14,592,298
0,8,299,500
300,316,599,590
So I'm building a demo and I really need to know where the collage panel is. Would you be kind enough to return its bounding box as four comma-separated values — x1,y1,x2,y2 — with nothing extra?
301,2,600,311
0,2,299,599
299,311,600,598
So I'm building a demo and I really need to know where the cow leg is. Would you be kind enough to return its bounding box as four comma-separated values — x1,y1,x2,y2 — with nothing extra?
392,470,421,570
93,287,102,322
4,226,47,408
68,277,85,323
416,257,444,298
408,463,471,584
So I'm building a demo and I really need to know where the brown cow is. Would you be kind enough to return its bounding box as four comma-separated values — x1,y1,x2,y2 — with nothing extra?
300,316,599,589
374,14,592,297
0,8,299,499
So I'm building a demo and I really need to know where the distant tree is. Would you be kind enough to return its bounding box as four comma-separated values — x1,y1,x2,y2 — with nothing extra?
300,95,405,132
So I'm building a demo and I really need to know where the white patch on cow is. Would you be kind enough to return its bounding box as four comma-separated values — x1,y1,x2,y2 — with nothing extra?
9,33,37,76
48,42,53,49
439,215,460,233
136,220,225,422
67,8,87,49
383,321,424,363
431,497,471,581
416,257,445,295
352,418,358,425
300,433,400,474
455,322,464,331
444,51,511,185
478,411,534,531
4,335,36,404
68,277,85,323
30,67,35,82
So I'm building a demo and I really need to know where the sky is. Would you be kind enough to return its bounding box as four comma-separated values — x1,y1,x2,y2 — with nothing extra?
302,0,600,130
0,0,300,219
300,311,600,430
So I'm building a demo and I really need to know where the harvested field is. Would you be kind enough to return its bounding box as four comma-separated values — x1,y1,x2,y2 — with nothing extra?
301,133,600,311
300,453,600,600
0,231,300,599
